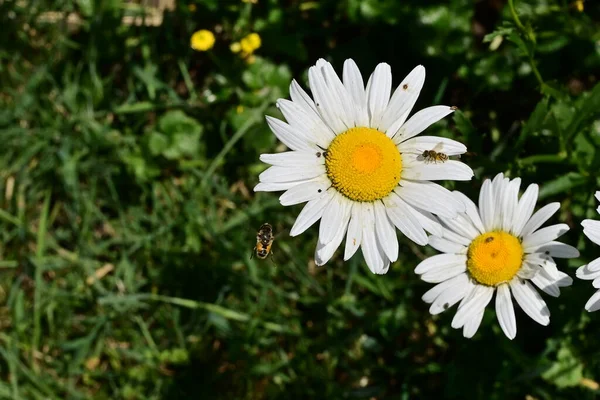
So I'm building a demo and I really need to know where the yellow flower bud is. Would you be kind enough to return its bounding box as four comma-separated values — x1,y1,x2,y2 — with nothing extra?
190,29,215,51
240,33,261,54
230,42,242,53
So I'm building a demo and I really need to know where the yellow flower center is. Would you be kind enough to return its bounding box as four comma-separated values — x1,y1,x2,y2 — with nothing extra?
467,231,524,286
325,127,402,202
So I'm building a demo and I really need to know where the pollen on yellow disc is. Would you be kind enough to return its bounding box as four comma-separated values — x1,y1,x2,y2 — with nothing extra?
191,30,215,51
467,231,524,286
325,127,402,202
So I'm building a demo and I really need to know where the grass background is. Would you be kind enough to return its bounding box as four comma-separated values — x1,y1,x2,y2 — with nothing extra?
1,0,600,398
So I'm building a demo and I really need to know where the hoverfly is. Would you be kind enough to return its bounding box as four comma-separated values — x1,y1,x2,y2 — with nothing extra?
251,223,275,260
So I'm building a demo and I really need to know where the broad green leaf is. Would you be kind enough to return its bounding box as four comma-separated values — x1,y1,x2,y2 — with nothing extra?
539,172,588,200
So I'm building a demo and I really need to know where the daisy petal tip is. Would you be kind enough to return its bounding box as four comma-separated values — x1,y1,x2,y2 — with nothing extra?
413,64,426,75
315,58,328,68
314,257,326,267
463,330,476,339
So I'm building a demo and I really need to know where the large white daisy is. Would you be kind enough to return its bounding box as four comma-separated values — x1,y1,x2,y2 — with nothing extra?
254,58,474,274
416,173,578,339
576,191,600,311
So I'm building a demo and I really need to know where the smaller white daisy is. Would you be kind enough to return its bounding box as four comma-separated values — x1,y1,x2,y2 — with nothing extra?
416,173,579,339
576,191,600,311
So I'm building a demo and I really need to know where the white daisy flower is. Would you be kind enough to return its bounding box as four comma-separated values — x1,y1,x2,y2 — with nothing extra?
576,191,600,311
254,58,474,274
416,173,578,339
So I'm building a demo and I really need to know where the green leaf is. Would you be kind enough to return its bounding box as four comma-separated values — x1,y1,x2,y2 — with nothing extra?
566,81,600,141
542,346,583,388
453,110,482,153
538,172,588,200
515,97,549,150
114,101,155,114
148,132,168,156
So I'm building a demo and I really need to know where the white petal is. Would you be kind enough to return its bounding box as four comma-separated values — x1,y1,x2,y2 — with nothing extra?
509,279,550,326
495,284,517,339
429,275,473,315
522,224,570,249
596,191,600,203
308,62,346,134
586,257,600,272
511,183,539,236
320,61,355,128
361,204,390,274
492,177,509,229
583,219,600,245
342,59,369,127
319,193,352,244
478,179,495,232
519,203,561,238
315,208,350,266
395,180,465,219
255,180,312,192
585,291,600,312
517,261,539,280
382,193,428,245
279,177,332,206
501,178,520,232
422,273,469,303
541,256,560,280
401,158,474,181
523,241,580,259
366,63,392,129
290,190,334,236
379,65,426,135
406,206,444,236
440,228,472,247
451,285,494,329
463,310,485,339
393,105,455,143
277,99,334,148
265,115,316,151
577,259,600,279
415,253,468,274
453,191,486,234
428,236,467,254
259,164,325,183
420,262,467,283
530,267,560,297
440,213,480,241
289,79,319,115
556,271,573,288
397,136,467,157
374,201,399,262
260,151,325,167
344,204,363,260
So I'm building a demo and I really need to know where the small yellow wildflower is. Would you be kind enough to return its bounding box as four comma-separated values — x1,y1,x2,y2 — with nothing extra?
246,55,256,65
230,42,242,53
190,29,215,51
240,33,261,54
574,0,584,12
236,105,245,114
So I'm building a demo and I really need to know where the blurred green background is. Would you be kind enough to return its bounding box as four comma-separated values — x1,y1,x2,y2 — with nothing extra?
1,0,600,398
